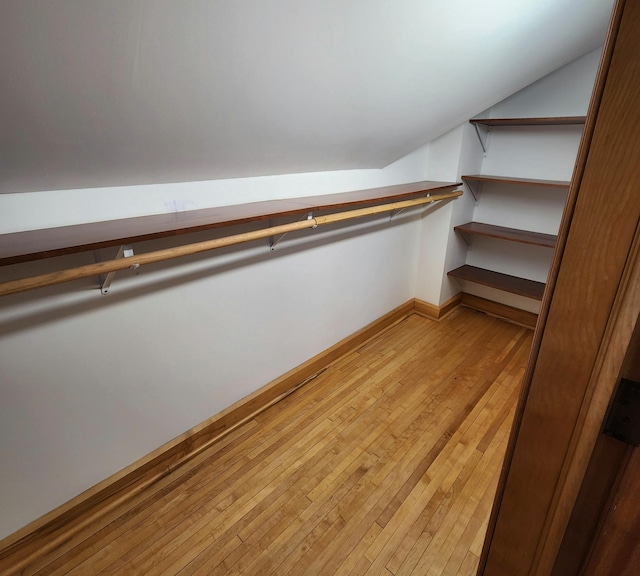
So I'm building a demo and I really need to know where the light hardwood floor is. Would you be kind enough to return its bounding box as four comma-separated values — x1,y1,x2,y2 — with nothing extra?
21,308,532,576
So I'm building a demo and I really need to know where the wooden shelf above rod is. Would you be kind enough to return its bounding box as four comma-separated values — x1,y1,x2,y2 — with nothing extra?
454,222,557,248
0,188,463,298
0,180,461,267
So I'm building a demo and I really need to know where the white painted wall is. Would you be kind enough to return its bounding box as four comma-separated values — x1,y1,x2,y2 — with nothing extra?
488,47,602,118
440,123,485,304
0,168,407,234
0,139,440,235
414,125,466,305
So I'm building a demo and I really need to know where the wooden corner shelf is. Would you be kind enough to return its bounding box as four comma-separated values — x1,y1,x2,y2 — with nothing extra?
462,174,570,188
448,265,545,300
454,222,557,248
469,116,586,127
0,180,461,267
460,293,538,329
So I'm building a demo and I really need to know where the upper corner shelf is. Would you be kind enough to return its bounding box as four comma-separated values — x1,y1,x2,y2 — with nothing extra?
462,174,570,188
469,116,586,127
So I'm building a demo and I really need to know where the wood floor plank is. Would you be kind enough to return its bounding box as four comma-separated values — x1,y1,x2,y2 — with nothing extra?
400,404,515,576
97,348,412,572
72,368,376,572
245,398,460,572
385,364,522,575
103,414,365,575
441,460,503,576
458,551,481,576
364,370,517,575
385,449,482,575
417,435,509,575
30,421,263,576
362,330,528,566
288,412,464,575
20,309,531,576
215,362,450,572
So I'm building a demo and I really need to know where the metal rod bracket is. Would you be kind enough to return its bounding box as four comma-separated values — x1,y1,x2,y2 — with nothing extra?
390,193,431,221
270,212,314,251
96,245,137,295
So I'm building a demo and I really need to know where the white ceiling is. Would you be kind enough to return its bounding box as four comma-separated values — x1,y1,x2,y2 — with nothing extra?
0,0,612,194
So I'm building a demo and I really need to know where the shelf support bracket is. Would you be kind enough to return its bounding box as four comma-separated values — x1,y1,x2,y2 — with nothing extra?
458,230,472,248
270,212,316,251
95,245,138,295
473,123,489,155
466,181,482,202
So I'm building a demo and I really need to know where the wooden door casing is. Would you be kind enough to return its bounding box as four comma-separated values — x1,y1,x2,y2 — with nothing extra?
581,442,640,576
579,313,640,576
480,0,640,574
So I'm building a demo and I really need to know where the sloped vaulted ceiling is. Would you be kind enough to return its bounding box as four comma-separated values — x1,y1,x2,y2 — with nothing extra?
0,0,613,194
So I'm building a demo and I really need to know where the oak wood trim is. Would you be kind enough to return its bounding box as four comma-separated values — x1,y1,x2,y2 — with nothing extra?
551,436,629,576
538,222,640,574
480,7,626,568
479,0,622,569
554,294,640,574
0,300,415,575
480,0,637,573
460,293,538,330
0,181,460,266
470,117,586,127
413,294,462,321
581,451,640,576
462,174,570,188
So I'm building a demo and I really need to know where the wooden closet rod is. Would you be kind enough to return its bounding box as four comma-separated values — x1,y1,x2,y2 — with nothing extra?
0,190,461,297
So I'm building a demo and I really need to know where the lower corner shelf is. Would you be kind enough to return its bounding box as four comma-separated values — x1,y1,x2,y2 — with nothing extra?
448,265,545,300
